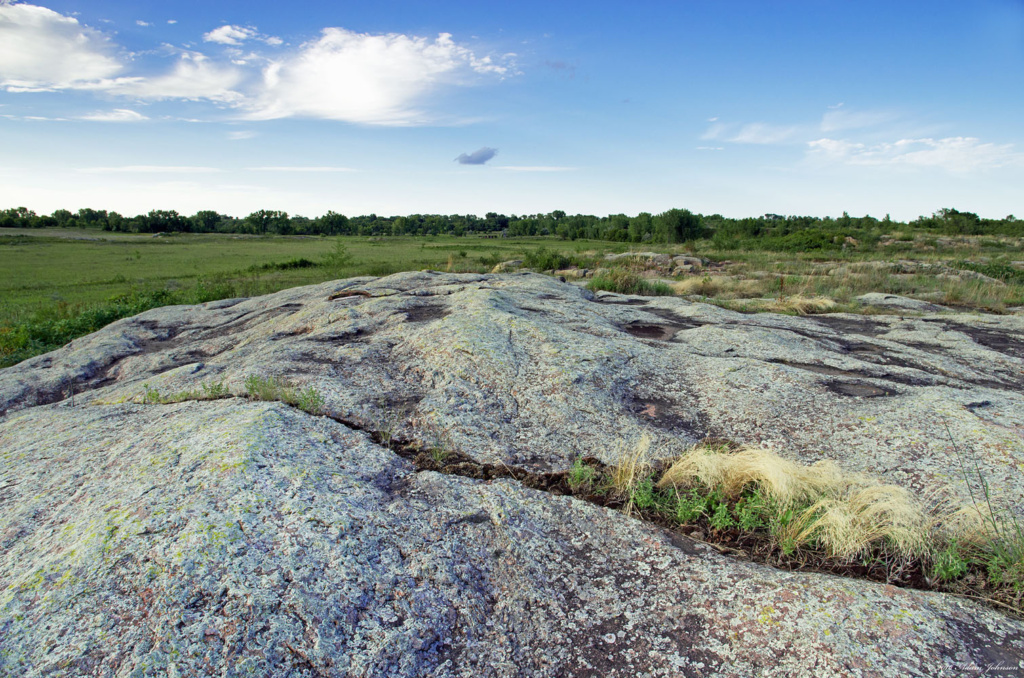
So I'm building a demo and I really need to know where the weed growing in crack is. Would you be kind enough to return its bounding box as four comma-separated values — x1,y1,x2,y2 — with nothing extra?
244,375,325,415
567,457,598,493
137,381,229,405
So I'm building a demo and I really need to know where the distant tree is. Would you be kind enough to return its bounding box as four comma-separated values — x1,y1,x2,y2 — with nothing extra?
244,210,289,235
52,209,73,227
315,211,350,235
191,210,223,233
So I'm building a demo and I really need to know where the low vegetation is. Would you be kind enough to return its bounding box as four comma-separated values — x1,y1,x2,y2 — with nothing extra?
569,440,1024,615
243,375,325,415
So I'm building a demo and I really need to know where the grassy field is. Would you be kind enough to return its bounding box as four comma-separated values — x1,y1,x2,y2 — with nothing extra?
1,227,1022,367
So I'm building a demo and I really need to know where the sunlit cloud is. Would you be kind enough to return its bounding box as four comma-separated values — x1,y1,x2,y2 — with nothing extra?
0,3,122,89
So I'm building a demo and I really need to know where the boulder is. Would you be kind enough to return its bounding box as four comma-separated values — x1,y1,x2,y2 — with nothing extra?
3,272,1024,676
855,293,951,314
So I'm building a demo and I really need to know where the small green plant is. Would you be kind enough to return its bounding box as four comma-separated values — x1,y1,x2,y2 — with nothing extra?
735,493,769,531
142,383,162,404
430,447,450,464
710,501,736,532
567,457,598,493
673,488,706,523
932,541,969,582
631,477,657,511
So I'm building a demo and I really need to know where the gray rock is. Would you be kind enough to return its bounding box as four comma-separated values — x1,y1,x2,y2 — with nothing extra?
855,293,951,313
3,272,1024,676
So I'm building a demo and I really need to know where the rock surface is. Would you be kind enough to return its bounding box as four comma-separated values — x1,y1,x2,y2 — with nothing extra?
854,293,952,314
2,271,1024,676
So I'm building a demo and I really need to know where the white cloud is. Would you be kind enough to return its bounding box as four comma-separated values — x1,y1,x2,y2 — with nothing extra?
227,130,257,140
245,166,356,172
80,108,148,122
92,52,244,102
247,29,509,124
0,3,122,89
78,166,223,174
808,136,1022,171
167,20,177,25
204,25,257,46
204,24,281,47
136,20,150,27
696,146,724,151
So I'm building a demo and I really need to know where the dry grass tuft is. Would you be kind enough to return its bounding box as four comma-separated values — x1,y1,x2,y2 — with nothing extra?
672,276,721,296
610,434,653,514
658,444,931,559
658,445,846,508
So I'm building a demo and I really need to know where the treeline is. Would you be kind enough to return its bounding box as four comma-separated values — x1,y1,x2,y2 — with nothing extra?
1,206,1019,248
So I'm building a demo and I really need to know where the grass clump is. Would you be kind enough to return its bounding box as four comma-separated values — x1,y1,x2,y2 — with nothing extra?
587,270,673,297
138,380,230,404
244,374,325,415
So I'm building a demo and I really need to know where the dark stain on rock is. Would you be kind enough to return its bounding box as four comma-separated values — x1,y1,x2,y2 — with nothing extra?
308,327,376,344
945,322,1024,359
643,307,710,330
594,296,649,305
825,381,898,398
627,397,704,435
404,305,449,323
813,315,888,338
772,360,934,387
622,323,680,342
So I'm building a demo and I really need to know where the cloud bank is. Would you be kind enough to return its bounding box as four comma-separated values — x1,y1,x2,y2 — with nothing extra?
0,4,513,125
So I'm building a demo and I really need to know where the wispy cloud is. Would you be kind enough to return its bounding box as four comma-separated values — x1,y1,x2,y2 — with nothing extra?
455,147,498,165
79,108,148,122
819,108,898,132
808,136,1022,172
227,130,257,140
136,20,151,28
701,121,799,144
245,166,356,172
493,165,574,172
78,166,223,174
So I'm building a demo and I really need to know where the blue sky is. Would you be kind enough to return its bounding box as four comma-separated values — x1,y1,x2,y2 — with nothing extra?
1,0,1022,220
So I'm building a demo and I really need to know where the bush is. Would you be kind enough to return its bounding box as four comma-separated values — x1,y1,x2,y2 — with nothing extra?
587,270,673,296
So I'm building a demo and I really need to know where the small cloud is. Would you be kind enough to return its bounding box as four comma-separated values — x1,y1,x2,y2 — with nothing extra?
707,116,718,122
227,130,257,140
78,166,223,174
245,166,356,172
80,108,148,122
696,146,724,151
455,147,498,165
136,20,151,27
167,19,177,25
493,165,574,172
203,24,281,47
828,102,845,109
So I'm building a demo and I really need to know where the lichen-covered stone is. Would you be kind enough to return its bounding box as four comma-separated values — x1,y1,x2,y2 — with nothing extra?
2,272,1024,676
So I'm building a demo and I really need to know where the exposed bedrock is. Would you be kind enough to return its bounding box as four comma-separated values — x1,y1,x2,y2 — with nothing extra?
2,272,1023,676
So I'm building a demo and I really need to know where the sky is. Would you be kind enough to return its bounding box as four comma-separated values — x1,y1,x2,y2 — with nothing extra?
0,0,1022,220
